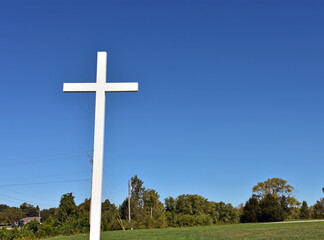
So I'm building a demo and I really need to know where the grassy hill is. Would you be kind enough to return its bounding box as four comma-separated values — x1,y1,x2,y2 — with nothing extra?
45,221,324,240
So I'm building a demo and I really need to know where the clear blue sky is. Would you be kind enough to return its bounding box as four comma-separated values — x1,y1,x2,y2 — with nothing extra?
0,0,323,210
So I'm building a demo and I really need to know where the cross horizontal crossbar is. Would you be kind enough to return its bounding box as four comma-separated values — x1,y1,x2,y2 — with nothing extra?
63,82,138,93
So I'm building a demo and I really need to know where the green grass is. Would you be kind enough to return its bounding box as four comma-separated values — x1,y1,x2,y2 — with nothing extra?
45,221,324,240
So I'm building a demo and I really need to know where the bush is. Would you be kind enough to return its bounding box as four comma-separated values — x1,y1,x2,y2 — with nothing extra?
59,222,75,236
0,228,11,240
165,211,176,227
173,214,195,227
194,213,213,226
26,220,40,233
0,227,36,240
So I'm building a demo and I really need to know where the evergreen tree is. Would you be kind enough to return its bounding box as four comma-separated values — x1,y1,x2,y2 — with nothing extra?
300,201,310,219
258,194,285,222
312,198,324,219
240,195,259,223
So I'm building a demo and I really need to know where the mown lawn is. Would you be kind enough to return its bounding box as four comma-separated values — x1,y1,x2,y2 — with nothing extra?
46,221,324,240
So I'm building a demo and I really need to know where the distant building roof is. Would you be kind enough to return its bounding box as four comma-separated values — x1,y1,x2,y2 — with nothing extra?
21,217,41,223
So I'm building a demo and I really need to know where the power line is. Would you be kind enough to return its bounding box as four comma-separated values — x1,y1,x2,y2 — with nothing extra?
102,171,121,205
102,168,120,191
102,189,110,201
0,151,88,163
3,154,87,167
0,179,90,187
0,196,22,205
0,170,90,181
0,193,51,208
1,186,56,202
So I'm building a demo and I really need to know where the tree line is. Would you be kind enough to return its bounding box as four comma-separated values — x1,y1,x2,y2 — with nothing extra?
0,176,323,239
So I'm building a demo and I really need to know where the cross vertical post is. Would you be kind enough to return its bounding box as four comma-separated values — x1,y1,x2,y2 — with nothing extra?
63,51,138,240
89,52,106,240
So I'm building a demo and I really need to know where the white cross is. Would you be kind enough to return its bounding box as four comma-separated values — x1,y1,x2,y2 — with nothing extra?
63,51,138,240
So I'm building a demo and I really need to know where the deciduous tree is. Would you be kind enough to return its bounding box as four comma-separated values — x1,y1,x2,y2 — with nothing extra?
55,193,78,223
101,199,120,230
143,189,166,228
0,207,24,224
252,178,294,199
40,208,57,222
20,202,39,217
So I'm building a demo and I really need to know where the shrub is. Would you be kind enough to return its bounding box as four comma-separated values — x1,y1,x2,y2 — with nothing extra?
0,227,36,240
26,220,40,233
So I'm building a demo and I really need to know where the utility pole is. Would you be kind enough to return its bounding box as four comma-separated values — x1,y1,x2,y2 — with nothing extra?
89,150,94,226
128,180,131,224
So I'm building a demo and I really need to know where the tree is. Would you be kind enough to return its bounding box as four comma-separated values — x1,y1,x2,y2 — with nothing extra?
20,202,39,217
101,199,120,231
252,178,294,199
210,201,239,224
207,201,220,224
279,195,289,218
258,194,285,222
175,194,209,215
40,208,57,223
241,195,260,223
78,198,90,221
119,175,167,229
300,201,310,219
252,177,299,219
38,216,58,237
279,195,300,219
164,194,238,227
55,193,78,223
164,196,177,226
0,204,9,212
130,175,146,226
119,175,146,228
119,198,129,221
0,207,24,224
26,219,40,233
312,198,324,219
165,197,176,212
131,175,145,207
143,189,167,228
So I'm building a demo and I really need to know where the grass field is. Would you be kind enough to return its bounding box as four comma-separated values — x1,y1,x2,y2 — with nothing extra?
45,221,324,240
